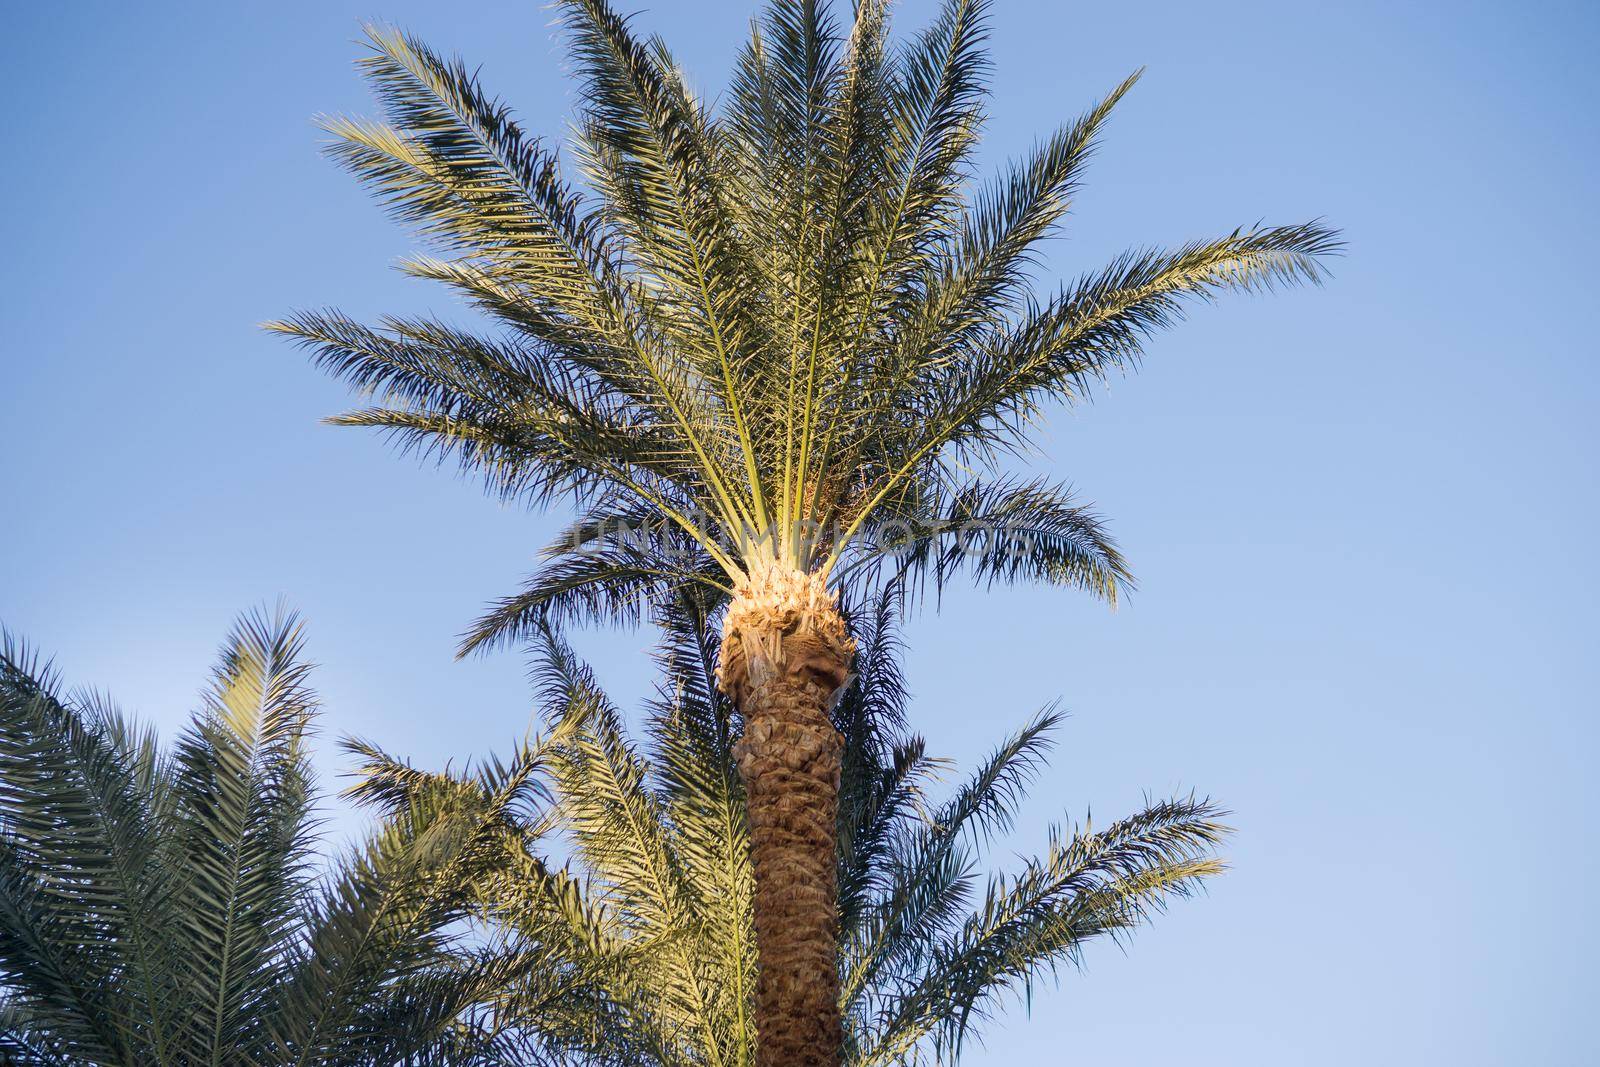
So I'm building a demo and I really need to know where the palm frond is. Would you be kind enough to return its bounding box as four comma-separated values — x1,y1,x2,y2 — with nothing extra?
836,583,930,942
840,709,1060,1017
862,796,1229,1063
561,0,771,532
879,223,1342,496
460,510,730,655
322,25,626,344
169,608,317,1061
531,625,737,1056
877,70,1142,393
844,477,1132,608
0,632,175,1064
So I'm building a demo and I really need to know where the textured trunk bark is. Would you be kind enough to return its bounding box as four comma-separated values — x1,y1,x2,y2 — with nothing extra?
734,669,844,1067
718,564,854,1067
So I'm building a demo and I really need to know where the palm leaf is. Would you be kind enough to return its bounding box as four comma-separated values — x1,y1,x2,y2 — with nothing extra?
0,634,175,1063
169,608,317,1062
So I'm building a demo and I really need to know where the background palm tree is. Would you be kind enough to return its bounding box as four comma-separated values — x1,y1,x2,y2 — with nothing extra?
273,2,1334,1059
349,590,1229,1065
0,608,533,1066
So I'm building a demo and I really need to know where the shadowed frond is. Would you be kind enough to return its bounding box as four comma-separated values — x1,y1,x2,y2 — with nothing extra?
0,632,175,1064
0,610,530,1066
460,509,731,653
839,708,1060,1022
841,477,1132,608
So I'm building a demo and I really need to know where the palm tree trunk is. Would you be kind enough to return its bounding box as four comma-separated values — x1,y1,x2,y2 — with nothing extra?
719,565,855,1067
735,669,845,1067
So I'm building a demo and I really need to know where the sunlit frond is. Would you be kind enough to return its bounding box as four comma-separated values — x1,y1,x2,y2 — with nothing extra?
169,609,317,1061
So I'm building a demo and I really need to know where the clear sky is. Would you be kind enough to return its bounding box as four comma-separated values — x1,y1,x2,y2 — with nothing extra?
3,1,1595,1063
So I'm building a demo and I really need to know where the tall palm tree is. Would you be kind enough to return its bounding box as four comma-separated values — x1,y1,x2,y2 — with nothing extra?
273,2,1335,1060
0,609,537,1065
349,590,1230,1065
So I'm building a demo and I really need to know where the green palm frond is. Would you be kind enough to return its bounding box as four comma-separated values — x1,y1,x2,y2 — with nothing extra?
265,724,551,1066
0,996,77,1065
839,477,1131,608
835,584,933,942
169,611,316,1062
839,709,1059,1021
0,633,174,1064
322,25,629,349
646,594,757,1063
895,224,1340,474
460,511,730,650
533,624,742,1063
859,798,1227,1064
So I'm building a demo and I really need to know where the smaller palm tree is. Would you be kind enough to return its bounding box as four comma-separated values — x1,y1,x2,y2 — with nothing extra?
349,590,1228,1064
0,608,531,1066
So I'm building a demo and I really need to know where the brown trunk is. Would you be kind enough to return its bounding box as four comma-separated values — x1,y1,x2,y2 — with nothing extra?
718,564,854,1067
735,668,845,1067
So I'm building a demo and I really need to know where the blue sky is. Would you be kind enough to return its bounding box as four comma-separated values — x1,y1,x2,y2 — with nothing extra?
3,1,1595,1062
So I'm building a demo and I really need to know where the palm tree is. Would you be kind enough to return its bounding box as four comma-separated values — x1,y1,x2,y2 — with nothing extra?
273,2,1334,1059
0,609,536,1065
349,591,1229,1064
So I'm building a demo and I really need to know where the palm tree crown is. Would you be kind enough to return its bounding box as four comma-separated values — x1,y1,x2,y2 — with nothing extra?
272,0,1337,650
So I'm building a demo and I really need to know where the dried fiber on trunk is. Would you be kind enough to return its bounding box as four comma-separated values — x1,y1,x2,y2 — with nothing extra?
717,561,855,707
